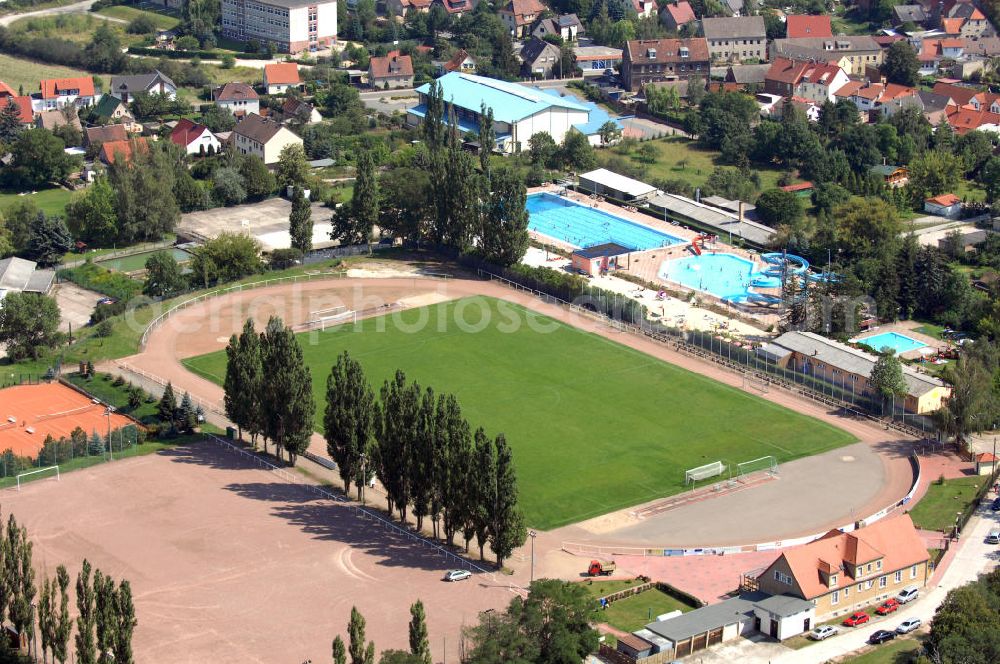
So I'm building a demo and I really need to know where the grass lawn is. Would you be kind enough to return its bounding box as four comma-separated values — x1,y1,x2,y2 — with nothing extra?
601,137,794,193
65,371,160,423
207,65,262,86
0,53,102,98
595,588,696,632
914,322,946,340
0,187,73,217
581,579,647,599
183,297,857,529
95,5,181,30
909,475,985,532
841,635,925,663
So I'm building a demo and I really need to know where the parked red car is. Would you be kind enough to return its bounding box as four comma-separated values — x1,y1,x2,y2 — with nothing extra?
843,611,870,627
876,599,899,615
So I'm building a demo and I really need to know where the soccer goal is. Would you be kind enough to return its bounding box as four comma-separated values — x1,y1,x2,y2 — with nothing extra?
735,456,778,484
743,373,770,394
306,309,357,331
685,460,725,486
16,465,60,491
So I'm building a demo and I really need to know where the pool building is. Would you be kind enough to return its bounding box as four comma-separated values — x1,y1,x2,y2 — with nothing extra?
761,331,950,414
407,72,613,153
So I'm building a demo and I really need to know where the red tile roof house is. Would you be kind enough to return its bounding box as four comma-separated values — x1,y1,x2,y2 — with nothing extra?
442,49,477,74
622,38,711,92
660,1,696,32
435,0,473,16
213,82,260,117
785,15,832,39
99,138,149,166
263,63,302,95
945,105,1000,133
755,515,931,621
35,77,96,111
387,0,432,16
0,83,34,125
499,0,547,39
368,54,414,89
170,118,222,155
764,57,849,103
925,193,963,218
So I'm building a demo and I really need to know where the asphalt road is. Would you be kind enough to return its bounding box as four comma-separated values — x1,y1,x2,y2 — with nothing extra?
0,0,108,27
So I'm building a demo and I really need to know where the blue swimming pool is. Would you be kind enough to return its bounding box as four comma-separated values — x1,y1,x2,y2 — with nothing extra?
526,193,683,250
854,331,927,354
659,253,758,301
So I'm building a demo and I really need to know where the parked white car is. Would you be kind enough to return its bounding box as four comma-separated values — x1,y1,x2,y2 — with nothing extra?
809,625,839,641
896,586,920,604
897,617,922,634
444,569,472,582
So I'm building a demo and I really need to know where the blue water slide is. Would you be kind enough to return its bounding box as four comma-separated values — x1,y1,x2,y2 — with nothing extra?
761,252,809,275
747,293,782,305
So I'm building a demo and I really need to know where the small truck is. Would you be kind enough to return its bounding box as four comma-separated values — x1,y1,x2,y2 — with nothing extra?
587,560,616,576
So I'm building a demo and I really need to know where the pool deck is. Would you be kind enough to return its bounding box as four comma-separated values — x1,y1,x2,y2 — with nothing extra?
852,321,951,360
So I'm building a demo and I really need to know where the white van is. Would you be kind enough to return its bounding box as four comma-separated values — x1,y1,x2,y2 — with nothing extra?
896,585,920,604
988,529,1000,544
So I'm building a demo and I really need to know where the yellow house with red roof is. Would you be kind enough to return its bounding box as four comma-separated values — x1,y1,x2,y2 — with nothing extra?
755,515,930,620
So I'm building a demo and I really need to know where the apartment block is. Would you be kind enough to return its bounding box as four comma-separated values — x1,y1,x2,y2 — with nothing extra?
221,0,337,54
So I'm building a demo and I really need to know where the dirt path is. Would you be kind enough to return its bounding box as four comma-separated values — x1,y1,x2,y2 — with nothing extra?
108,275,916,567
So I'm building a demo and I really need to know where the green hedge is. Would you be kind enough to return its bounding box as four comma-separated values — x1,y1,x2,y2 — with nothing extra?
57,262,143,301
127,46,273,61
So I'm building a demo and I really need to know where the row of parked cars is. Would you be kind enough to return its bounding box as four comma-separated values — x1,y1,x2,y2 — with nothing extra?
809,585,922,645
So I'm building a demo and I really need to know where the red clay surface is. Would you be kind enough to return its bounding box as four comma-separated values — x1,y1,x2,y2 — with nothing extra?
4,440,511,664
0,383,134,457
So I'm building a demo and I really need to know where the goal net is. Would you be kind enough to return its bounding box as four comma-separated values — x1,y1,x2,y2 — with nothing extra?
16,465,60,491
743,373,770,394
736,456,778,483
685,460,725,486
306,309,357,331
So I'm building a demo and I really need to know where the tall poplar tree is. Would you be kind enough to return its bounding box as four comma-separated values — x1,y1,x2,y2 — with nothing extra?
408,600,431,664
260,316,315,464
11,521,35,655
332,636,347,664
480,165,529,267
94,570,118,663
54,565,71,664
324,351,377,499
409,387,436,531
479,103,495,179
333,150,379,245
471,428,496,560
114,580,136,664
289,186,313,253
348,606,374,664
76,560,97,664
439,395,472,546
224,319,264,446
489,433,526,569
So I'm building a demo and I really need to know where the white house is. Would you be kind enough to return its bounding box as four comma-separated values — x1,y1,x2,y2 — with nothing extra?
170,118,222,155
263,62,302,95
231,113,303,165
221,0,337,54
407,72,591,154
109,71,177,103
213,82,260,117
35,77,96,111
924,193,963,218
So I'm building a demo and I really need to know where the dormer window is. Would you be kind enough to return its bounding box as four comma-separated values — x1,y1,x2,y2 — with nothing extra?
876,560,882,570
679,47,689,58
829,574,838,587
646,48,657,59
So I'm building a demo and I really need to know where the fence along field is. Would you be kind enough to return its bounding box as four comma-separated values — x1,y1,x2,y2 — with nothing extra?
182,296,857,531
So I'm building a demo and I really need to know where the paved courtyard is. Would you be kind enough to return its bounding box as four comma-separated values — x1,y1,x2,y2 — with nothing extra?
177,198,335,251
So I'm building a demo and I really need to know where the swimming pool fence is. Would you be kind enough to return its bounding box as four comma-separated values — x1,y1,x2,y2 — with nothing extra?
474,265,936,438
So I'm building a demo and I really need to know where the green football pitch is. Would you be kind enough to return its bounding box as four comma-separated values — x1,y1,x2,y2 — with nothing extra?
183,296,857,530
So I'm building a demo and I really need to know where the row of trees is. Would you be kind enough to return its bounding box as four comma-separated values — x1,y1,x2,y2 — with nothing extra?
330,602,431,664
222,317,315,464
0,510,137,663
341,81,530,267
324,352,527,566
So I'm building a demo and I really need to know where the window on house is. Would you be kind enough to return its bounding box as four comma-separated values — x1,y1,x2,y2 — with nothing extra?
895,571,902,583
911,565,918,579
844,587,850,598
857,583,863,592
832,590,840,604
866,581,874,590
876,560,882,570
879,576,887,589
829,574,838,587
866,564,872,573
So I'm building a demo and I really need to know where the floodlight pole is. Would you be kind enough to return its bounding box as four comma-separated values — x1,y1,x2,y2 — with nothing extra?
529,530,537,583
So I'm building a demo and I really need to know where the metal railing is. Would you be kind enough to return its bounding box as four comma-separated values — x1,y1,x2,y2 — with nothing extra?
138,270,348,350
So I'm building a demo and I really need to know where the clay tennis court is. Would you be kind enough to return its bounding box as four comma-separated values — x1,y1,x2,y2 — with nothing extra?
4,439,512,664
0,383,134,458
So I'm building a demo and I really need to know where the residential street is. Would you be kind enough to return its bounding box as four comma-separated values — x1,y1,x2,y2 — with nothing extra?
773,504,999,663
0,0,102,27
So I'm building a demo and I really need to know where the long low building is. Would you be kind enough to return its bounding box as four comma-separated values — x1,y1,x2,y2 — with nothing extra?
578,168,660,202
646,192,776,246
407,72,592,153
0,257,54,300
760,330,950,414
